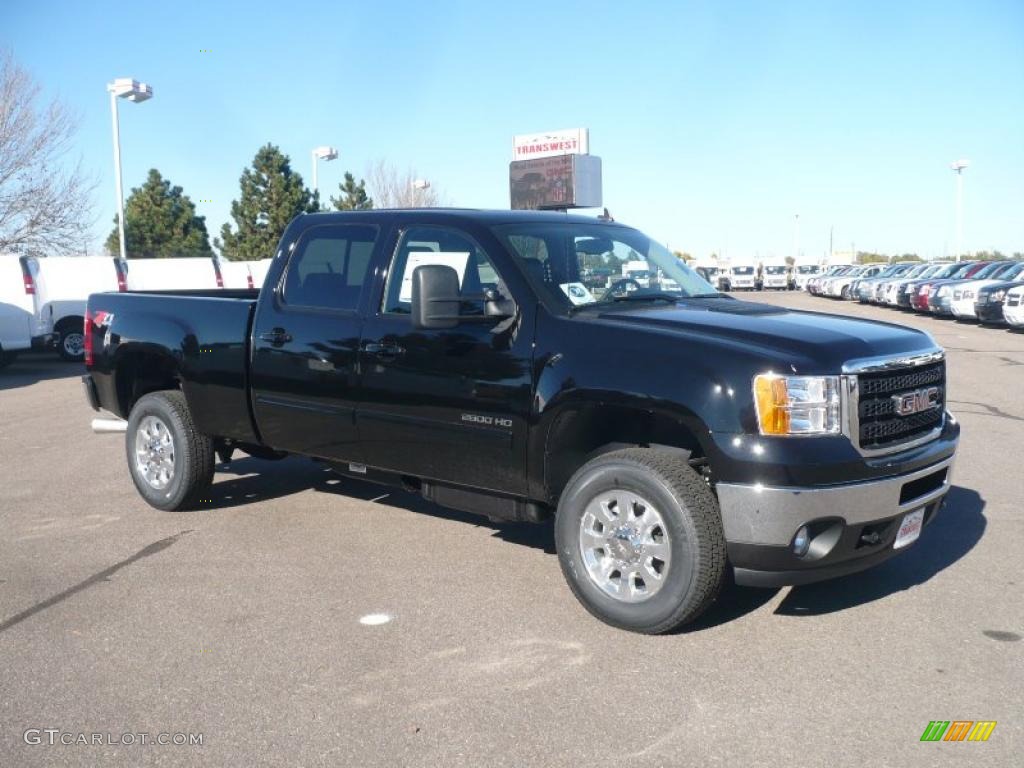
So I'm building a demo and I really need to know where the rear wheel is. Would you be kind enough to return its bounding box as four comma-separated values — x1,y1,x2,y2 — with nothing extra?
56,318,85,362
126,391,214,511
555,448,727,634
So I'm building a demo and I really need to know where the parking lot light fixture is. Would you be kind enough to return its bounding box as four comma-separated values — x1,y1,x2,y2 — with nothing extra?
107,78,154,261
312,146,339,197
950,160,969,262
411,178,430,207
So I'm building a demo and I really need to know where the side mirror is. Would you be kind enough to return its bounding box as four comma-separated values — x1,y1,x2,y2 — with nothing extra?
411,264,460,330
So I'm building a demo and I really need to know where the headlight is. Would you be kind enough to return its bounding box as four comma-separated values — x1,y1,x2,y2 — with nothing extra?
753,375,842,436
990,289,1006,303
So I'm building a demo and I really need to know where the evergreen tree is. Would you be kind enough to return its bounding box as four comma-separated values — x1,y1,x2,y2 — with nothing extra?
330,172,373,211
105,169,212,258
216,144,317,261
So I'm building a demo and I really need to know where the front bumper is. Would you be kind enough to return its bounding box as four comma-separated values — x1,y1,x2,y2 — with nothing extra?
975,302,1006,323
950,299,976,318
716,451,956,587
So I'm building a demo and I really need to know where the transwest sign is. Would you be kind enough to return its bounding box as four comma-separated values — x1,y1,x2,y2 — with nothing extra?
512,128,590,160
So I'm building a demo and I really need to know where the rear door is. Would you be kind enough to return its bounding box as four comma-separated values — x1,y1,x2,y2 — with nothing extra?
249,221,382,461
0,256,34,351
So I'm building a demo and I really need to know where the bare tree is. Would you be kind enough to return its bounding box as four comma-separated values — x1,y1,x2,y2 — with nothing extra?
365,159,448,208
0,51,94,255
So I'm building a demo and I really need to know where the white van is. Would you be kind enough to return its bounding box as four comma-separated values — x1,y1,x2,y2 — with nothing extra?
24,256,125,360
0,255,39,367
248,259,274,290
120,257,221,291
214,259,256,290
726,263,759,290
761,261,790,290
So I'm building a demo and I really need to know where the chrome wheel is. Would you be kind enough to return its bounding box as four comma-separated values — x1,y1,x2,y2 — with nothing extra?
62,332,84,357
134,415,175,490
579,490,671,603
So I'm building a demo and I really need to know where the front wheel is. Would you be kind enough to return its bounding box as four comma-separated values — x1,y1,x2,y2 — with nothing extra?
555,448,727,634
126,391,214,511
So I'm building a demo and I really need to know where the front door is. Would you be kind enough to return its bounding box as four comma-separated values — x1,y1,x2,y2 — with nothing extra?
356,225,534,495
250,222,381,461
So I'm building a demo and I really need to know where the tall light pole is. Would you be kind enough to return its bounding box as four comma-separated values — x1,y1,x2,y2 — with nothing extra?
107,78,153,261
411,178,430,207
793,213,800,263
950,159,969,261
311,146,338,199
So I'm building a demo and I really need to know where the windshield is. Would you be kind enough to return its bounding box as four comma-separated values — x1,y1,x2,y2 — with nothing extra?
973,262,1002,278
494,222,718,310
796,265,819,274
765,265,787,274
732,266,755,275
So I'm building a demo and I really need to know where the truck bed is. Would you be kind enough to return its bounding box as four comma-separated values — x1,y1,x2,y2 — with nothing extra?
86,289,261,444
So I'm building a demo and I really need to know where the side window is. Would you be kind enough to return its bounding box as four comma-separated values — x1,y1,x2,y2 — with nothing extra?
282,224,378,310
382,226,503,315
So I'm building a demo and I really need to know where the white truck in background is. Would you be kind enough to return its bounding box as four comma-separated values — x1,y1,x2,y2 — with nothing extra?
761,260,790,290
0,255,40,368
22,256,125,360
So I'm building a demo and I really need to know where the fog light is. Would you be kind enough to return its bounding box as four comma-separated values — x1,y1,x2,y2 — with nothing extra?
793,525,811,557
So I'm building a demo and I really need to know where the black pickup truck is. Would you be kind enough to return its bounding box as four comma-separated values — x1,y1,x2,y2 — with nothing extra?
82,209,959,633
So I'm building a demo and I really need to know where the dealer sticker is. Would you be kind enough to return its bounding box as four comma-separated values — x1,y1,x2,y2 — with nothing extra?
893,508,925,549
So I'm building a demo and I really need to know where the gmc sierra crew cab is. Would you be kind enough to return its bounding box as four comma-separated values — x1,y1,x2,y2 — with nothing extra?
82,209,959,634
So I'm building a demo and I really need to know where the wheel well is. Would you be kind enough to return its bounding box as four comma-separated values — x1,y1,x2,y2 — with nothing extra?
544,405,707,503
115,349,181,417
55,315,84,334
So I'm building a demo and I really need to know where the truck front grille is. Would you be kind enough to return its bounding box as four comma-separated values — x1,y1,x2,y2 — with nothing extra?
856,360,945,451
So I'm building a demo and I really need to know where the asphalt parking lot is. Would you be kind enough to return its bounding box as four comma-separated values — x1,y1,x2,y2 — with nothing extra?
1,291,1021,767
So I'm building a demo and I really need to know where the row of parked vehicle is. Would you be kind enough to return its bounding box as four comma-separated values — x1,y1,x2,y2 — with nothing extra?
0,255,271,367
805,259,1024,328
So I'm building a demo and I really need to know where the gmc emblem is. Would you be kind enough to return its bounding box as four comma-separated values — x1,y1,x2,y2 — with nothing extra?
892,386,941,417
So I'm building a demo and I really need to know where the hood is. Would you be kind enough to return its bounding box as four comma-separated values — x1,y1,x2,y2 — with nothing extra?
586,297,937,373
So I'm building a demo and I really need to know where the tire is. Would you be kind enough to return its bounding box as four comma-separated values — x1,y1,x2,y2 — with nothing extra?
125,391,214,511
555,448,727,634
0,349,16,369
57,320,85,362
841,286,851,299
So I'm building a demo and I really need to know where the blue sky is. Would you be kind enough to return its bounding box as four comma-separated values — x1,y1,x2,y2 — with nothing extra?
4,0,1022,260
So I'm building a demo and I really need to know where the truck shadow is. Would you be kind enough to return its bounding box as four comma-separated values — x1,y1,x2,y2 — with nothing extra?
0,353,81,391
211,457,558,554
773,486,985,617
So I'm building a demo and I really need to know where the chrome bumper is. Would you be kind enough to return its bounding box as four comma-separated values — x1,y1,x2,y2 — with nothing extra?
715,453,955,547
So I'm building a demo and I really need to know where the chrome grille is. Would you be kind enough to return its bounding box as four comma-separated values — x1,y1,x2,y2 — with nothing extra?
1007,294,1021,307
856,361,945,451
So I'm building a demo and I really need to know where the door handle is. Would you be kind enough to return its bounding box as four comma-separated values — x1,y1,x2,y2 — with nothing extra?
363,341,405,358
259,328,292,345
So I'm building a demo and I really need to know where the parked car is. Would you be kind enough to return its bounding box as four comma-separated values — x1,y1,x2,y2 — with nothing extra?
950,261,1024,320
0,254,40,368
877,263,933,306
793,263,822,291
120,256,222,291
893,263,952,309
927,262,994,315
1002,285,1024,329
909,262,977,312
975,279,1024,325
854,263,917,303
20,256,125,361
808,265,851,295
82,209,959,634
832,264,883,299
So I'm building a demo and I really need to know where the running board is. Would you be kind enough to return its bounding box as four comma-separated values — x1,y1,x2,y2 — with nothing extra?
91,418,127,434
